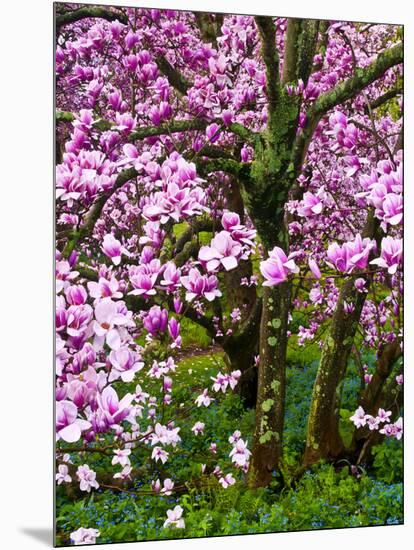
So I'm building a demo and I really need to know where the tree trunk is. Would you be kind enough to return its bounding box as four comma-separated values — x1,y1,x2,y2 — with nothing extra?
224,339,258,407
303,278,368,466
352,340,402,463
250,281,291,487
223,298,262,407
355,368,403,465
358,339,401,413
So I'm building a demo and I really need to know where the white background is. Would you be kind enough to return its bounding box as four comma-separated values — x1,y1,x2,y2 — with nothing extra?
0,0,412,548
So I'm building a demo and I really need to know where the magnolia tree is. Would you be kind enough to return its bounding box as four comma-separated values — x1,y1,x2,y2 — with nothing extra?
55,3,403,528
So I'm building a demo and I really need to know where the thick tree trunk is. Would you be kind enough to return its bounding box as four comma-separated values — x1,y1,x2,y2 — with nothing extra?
303,278,368,466
250,281,291,487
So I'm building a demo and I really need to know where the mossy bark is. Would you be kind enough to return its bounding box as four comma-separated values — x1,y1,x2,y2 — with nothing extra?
250,281,291,486
303,279,368,466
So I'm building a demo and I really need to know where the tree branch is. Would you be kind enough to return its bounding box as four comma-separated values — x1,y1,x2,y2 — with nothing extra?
364,85,402,113
255,17,280,111
63,167,138,257
296,20,320,86
282,19,301,84
291,42,403,176
310,42,403,119
194,12,223,47
155,55,192,95
283,19,320,86
174,218,214,254
56,6,128,31
56,111,258,145
311,20,330,73
195,158,251,180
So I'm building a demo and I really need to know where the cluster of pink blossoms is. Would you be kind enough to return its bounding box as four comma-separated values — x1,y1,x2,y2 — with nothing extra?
350,406,403,440
326,233,375,273
198,211,256,272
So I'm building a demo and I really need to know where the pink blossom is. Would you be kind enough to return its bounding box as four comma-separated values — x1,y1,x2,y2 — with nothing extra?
210,443,217,454
56,464,72,485
219,473,236,489
191,421,205,435
97,386,134,426
115,112,137,133
206,123,221,143
56,260,79,293
152,446,169,464
65,304,93,338
382,193,402,226
168,317,181,348
376,408,392,423
229,430,241,444
56,400,91,443
129,271,158,298
229,438,251,468
143,306,168,335
109,348,144,382
65,284,88,305
88,276,123,300
195,389,213,407
349,406,366,428
102,233,128,266
113,465,133,480
211,370,241,393
364,373,373,384
76,464,99,492
160,262,181,290
150,422,181,447
180,268,222,302
379,417,403,440
199,231,242,272
112,448,131,467
260,246,299,286
327,234,374,273
161,478,175,495
308,258,322,279
354,277,367,293
370,236,402,274
365,415,380,430
221,211,241,231
93,298,131,350
298,190,324,217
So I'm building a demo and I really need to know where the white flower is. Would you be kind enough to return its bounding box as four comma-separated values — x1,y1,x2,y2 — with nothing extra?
56,464,72,485
70,527,100,545
164,505,185,529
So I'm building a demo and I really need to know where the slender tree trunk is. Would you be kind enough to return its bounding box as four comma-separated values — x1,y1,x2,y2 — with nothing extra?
359,339,401,413
351,340,402,462
303,278,368,466
355,367,403,465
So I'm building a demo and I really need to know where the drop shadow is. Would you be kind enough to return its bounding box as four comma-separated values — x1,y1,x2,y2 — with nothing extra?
20,527,53,546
